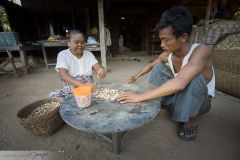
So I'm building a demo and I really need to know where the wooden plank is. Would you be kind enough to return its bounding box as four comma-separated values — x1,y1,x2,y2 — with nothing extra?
85,8,91,35
98,0,107,70
204,0,212,44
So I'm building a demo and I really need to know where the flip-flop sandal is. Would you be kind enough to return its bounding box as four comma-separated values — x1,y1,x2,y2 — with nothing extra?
178,123,198,141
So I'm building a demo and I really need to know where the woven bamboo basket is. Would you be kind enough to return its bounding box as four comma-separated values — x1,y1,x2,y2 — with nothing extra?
215,69,240,98
205,20,240,45
213,50,240,74
17,98,64,136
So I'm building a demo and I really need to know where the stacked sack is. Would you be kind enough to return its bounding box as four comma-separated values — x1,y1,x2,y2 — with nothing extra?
213,32,240,98
206,20,240,46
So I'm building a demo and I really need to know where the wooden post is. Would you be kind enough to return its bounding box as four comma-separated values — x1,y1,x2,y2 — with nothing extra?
98,0,107,69
71,5,75,29
49,22,54,36
85,8,90,35
205,0,212,27
205,0,212,45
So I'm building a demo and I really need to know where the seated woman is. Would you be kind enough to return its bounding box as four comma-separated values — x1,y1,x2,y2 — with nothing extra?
49,29,106,99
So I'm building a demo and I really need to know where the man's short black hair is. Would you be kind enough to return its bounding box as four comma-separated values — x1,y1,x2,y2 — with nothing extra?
156,6,193,38
68,29,85,40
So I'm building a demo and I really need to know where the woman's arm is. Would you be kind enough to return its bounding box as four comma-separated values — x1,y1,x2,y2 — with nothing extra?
58,68,84,87
92,63,107,79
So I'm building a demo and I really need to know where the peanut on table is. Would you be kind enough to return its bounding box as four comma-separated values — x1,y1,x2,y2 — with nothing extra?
94,88,125,101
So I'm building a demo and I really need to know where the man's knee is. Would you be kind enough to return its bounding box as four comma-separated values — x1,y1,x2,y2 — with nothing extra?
185,75,207,96
152,63,163,73
149,64,163,86
149,63,173,87
172,75,209,120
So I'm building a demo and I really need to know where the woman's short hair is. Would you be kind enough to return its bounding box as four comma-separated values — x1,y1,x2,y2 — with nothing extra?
68,29,86,40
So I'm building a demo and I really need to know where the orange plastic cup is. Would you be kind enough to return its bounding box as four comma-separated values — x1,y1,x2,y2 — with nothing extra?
72,86,92,109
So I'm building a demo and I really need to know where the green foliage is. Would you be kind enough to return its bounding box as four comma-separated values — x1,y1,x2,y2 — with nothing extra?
0,7,12,32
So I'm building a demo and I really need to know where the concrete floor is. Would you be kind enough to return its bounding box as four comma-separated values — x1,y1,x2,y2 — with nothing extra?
0,56,240,160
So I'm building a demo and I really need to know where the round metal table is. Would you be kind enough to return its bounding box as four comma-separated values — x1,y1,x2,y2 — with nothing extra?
60,83,160,154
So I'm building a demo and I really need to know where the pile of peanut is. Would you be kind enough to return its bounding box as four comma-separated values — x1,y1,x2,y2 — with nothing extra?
28,101,61,119
94,88,124,101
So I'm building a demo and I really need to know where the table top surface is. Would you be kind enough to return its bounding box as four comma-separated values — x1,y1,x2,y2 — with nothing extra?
38,40,100,51
60,83,160,134
39,40,99,46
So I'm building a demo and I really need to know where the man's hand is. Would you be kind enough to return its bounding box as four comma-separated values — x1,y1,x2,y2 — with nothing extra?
159,51,170,63
117,92,142,104
122,76,137,84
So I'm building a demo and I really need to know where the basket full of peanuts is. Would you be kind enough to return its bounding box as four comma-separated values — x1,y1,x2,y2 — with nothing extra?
17,98,64,136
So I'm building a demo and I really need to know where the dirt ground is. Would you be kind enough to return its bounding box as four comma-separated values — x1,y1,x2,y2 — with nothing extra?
0,55,240,160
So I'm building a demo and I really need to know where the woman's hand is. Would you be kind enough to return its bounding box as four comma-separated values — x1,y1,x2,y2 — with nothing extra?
77,82,96,92
97,67,107,79
122,76,137,84
93,63,107,79
83,83,96,93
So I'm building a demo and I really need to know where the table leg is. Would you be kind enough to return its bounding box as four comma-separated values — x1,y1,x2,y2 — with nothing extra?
41,45,48,70
19,46,27,66
6,50,18,77
112,133,121,154
96,132,124,154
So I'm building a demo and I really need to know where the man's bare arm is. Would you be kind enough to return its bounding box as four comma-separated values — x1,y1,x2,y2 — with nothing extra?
140,45,211,100
118,46,212,103
123,51,169,83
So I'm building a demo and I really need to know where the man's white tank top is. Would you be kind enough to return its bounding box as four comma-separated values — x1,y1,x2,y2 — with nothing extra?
167,44,215,97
